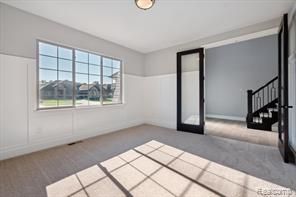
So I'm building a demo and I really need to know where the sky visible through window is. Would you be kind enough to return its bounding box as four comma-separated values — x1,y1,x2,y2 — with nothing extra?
39,43,120,83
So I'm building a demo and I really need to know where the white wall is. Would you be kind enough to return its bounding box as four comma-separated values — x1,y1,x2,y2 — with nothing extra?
144,19,280,122
143,74,176,129
288,53,296,153
144,19,280,76
1,2,294,161
0,3,147,160
0,54,145,160
288,2,296,153
0,36,279,160
0,3,144,76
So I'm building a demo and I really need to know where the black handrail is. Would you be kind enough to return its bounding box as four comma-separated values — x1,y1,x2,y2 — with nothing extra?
247,76,278,123
252,76,278,95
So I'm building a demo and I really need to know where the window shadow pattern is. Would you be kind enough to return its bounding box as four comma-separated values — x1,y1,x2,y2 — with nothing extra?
46,140,295,197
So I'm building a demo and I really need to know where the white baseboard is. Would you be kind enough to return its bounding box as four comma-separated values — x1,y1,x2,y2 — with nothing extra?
0,119,144,161
0,114,247,160
206,114,245,121
145,118,176,130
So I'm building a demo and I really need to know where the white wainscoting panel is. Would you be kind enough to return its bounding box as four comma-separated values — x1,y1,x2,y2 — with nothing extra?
0,54,145,160
144,74,177,129
0,55,30,153
1,53,256,160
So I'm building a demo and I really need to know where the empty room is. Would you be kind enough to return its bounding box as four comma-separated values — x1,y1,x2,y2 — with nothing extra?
1,0,296,196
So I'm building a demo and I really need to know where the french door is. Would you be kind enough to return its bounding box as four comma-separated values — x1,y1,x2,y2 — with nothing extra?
177,48,205,134
278,13,295,163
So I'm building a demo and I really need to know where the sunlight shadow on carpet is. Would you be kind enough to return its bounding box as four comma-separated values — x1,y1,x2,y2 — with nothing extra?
46,140,294,197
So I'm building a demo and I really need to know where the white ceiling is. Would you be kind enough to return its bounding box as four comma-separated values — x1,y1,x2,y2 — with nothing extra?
1,0,295,53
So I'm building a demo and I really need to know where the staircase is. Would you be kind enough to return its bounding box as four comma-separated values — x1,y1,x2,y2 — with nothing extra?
246,77,278,131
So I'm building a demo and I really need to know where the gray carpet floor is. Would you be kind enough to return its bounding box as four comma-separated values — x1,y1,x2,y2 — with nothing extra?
0,123,295,197
205,118,277,146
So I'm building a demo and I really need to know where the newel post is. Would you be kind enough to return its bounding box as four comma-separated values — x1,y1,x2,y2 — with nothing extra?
247,90,253,122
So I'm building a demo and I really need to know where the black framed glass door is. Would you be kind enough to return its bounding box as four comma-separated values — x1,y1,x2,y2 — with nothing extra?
177,48,204,134
278,13,295,163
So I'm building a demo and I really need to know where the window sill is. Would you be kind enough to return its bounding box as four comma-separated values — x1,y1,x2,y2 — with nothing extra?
34,103,126,112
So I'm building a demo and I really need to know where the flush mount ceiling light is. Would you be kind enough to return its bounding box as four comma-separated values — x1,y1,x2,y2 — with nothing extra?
135,0,155,10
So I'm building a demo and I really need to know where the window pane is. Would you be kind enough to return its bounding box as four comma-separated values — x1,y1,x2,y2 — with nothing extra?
76,62,88,74
38,42,122,108
40,69,57,83
103,66,112,77
76,74,88,106
59,47,72,60
39,55,57,70
89,65,100,75
103,76,121,104
103,76,112,104
75,50,88,63
39,42,57,57
112,68,120,76
103,78,121,104
39,69,58,108
89,54,100,65
111,77,121,104
89,75,101,105
103,57,112,67
113,60,121,69
59,59,72,72
76,73,88,83
58,71,73,107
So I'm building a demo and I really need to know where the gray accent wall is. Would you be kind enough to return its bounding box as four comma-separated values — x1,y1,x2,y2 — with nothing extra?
0,3,144,76
205,35,278,118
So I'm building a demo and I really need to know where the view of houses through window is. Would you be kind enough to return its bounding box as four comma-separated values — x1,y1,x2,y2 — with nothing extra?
38,41,122,109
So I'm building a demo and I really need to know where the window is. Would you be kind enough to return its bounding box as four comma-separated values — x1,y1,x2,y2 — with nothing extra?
38,42,74,108
102,57,122,105
75,50,101,106
38,41,122,109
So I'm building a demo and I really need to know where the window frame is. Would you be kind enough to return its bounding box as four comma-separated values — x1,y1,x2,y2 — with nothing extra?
37,40,123,110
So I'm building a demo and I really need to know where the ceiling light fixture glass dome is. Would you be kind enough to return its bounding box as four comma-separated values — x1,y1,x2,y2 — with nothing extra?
135,0,155,10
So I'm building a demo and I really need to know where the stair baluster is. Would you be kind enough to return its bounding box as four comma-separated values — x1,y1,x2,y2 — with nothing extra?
246,76,278,131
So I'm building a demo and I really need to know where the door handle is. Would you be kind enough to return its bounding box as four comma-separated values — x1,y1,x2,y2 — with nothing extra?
281,105,293,109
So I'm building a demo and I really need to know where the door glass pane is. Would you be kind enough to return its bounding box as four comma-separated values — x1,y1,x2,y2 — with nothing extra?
181,53,199,125
280,32,284,141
